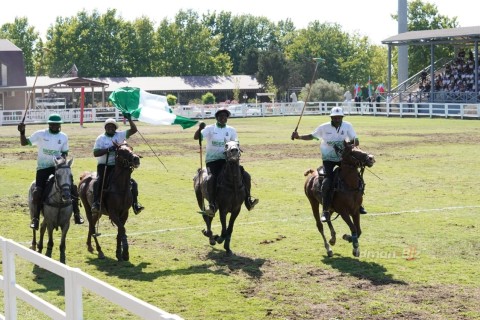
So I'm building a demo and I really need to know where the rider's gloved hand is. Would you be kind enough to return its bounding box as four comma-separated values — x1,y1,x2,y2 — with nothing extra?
18,123,26,134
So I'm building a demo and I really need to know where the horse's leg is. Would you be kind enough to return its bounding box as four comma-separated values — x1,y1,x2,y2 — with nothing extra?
31,229,37,251
340,212,360,257
38,222,46,254
214,211,227,245
121,234,129,261
223,210,240,256
202,214,216,246
45,227,54,258
309,195,334,257
59,225,70,264
116,224,127,262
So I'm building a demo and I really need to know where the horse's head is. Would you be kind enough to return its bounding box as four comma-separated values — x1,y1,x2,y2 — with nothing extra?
114,141,141,169
342,140,375,168
224,140,241,162
53,156,74,202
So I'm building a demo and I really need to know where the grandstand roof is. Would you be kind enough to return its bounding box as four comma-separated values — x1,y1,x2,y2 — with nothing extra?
382,26,480,46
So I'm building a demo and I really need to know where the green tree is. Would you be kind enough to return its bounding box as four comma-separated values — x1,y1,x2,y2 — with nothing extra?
202,92,216,104
264,76,278,102
257,49,289,96
300,78,344,102
0,17,39,75
392,0,458,76
166,94,177,106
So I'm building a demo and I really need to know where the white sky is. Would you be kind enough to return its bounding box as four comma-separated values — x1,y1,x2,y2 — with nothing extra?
1,0,478,45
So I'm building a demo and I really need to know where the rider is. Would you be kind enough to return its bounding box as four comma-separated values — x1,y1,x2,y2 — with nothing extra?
18,114,84,230
91,116,144,215
194,106,259,215
291,106,367,222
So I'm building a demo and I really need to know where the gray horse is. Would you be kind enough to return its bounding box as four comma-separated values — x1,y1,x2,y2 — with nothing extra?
193,140,246,256
29,157,74,264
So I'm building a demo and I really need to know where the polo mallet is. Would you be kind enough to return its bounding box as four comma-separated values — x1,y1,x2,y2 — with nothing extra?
291,57,325,140
136,130,168,172
20,47,50,125
198,135,207,214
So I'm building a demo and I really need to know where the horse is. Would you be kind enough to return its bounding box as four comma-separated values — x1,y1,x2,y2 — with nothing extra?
78,141,140,261
29,157,74,264
304,140,375,257
193,140,246,256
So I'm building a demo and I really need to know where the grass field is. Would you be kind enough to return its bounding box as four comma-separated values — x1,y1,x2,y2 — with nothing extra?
1,115,479,319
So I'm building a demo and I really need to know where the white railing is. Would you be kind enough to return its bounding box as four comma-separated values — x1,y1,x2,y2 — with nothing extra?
0,237,183,320
0,102,479,126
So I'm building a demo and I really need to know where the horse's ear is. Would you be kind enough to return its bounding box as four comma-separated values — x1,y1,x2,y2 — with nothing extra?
68,158,74,167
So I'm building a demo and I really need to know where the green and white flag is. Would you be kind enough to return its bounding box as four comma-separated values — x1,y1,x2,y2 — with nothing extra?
109,87,198,129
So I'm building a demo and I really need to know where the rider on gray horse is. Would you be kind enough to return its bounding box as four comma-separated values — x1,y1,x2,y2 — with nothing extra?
18,113,84,230
194,107,259,215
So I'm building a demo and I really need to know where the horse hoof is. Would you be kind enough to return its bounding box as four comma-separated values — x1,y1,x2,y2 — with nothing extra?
327,250,334,258
215,235,224,244
353,248,360,257
209,238,216,246
122,252,129,261
225,250,233,257
329,239,336,246
98,252,105,259
342,234,352,242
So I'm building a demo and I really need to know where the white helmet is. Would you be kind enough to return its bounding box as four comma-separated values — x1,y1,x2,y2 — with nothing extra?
104,118,118,129
330,107,344,117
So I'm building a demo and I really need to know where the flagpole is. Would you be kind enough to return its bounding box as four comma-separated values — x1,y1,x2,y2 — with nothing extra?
136,130,168,171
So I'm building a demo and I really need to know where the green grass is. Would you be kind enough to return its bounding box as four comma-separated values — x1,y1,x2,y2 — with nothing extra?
1,116,479,319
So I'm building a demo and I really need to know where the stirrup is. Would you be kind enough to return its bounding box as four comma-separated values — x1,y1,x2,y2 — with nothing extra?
30,218,39,230
320,210,330,222
133,203,144,215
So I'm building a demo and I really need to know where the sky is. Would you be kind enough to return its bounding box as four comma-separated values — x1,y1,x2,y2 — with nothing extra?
1,0,479,45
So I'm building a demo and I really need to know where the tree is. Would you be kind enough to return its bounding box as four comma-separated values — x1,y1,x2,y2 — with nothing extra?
392,0,458,76
257,49,289,95
300,78,344,102
264,76,278,102
0,17,39,76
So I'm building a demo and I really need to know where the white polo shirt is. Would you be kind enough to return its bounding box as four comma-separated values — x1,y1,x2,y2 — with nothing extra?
311,121,357,162
94,131,128,165
201,124,238,163
28,129,69,170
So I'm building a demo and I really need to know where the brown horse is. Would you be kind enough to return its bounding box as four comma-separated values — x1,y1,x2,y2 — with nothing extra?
78,141,140,261
304,140,375,257
193,140,246,256
29,157,74,264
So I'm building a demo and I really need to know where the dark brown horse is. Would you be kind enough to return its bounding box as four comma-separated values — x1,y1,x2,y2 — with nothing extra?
29,157,74,264
78,141,140,261
304,140,375,257
193,140,246,256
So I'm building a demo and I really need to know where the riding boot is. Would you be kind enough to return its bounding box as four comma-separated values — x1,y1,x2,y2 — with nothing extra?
31,186,43,230
320,178,332,222
242,169,259,211
359,205,367,214
91,179,101,213
130,179,144,215
204,174,217,215
70,183,84,224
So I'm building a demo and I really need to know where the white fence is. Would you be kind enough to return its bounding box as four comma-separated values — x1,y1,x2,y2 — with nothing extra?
0,236,183,320
0,101,479,126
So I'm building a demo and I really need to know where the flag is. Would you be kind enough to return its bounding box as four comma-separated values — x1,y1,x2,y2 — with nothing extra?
354,83,361,97
367,76,373,97
109,87,198,129
375,83,385,94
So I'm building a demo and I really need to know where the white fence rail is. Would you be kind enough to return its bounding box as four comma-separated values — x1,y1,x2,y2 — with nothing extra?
0,237,183,320
0,101,478,126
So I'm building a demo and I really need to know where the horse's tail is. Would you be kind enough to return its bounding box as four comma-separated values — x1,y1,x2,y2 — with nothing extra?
304,168,315,177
